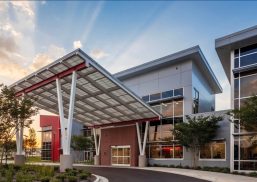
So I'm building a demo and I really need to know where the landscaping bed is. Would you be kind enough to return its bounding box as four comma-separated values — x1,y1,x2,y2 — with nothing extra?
0,165,95,182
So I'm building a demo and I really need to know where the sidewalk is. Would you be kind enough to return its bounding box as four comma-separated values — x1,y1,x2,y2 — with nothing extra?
139,167,256,182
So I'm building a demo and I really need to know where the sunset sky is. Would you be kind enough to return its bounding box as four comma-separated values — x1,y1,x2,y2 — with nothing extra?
1,1,257,146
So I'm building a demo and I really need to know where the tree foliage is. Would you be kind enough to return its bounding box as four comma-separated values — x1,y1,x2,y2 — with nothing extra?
228,95,257,131
24,128,37,156
0,84,38,164
71,135,94,151
174,115,222,168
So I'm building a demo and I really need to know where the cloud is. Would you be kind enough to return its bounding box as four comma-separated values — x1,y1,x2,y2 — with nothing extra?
30,45,65,71
90,49,109,59
73,40,82,49
41,1,46,5
10,1,35,17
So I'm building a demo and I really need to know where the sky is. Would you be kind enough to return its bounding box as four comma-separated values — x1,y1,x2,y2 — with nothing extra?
1,1,257,145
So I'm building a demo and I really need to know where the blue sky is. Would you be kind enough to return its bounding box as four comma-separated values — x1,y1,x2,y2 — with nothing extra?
1,1,257,112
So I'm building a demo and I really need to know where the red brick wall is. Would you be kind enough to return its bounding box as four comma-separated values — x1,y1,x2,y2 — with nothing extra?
100,125,139,166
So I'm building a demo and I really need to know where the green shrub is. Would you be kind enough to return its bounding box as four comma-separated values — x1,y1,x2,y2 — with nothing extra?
56,174,66,182
248,172,257,177
50,178,60,182
16,172,35,182
78,172,90,180
40,176,51,182
66,176,77,182
5,169,13,182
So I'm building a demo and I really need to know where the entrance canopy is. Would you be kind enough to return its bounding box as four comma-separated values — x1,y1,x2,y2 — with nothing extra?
10,49,161,126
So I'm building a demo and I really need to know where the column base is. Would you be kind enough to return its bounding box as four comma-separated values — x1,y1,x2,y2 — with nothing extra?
60,155,73,172
94,155,100,165
14,155,25,166
138,155,147,167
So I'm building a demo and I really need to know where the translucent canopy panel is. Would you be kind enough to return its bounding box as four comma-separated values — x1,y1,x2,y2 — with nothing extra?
10,49,161,126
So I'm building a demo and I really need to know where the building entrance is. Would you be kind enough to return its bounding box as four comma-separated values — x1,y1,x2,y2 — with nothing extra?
111,145,131,166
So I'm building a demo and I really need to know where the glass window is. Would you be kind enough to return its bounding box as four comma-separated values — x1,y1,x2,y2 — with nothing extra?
234,78,239,99
234,58,239,68
240,53,257,67
240,43,257,56
240,135,257,160
235,49,239,57
240,73,257,98
161,102,173,117
174,100,183,116
174,88,183,96
150,93,161,101
161,118,173,141
149,121,161,142
200,141,226,159
142,95,149,102
174,145,183,158
150,145,160,158
160,146,173,158
162,90,173,99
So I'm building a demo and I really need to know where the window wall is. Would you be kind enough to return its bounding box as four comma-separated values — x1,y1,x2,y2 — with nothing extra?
147,144,183,159
41,130,52,161
200,141,226,160
233,44,257,171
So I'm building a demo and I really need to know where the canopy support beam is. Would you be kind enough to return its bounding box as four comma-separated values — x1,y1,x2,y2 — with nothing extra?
136,121,149,167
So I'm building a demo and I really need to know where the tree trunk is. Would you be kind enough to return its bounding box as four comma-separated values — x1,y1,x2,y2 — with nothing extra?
0,148,4,165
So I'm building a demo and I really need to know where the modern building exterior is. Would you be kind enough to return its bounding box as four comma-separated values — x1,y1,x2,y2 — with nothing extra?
40,115,89,162
216,25,257,171
10,25,257,172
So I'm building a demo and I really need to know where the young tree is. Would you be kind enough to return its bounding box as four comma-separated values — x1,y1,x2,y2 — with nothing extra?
0,85,38,161
24,128,37,155
71,135,94,151
174,115,222,168
228,95,257,131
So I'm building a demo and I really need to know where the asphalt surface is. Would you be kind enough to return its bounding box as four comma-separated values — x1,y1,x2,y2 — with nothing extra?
79,167,210,182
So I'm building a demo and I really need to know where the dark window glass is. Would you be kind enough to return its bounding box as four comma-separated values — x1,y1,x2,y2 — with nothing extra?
174,145,183,158
234,78,239,99
240,161,257,170
142,95,149,102
240,68,257,77
174,88,183,96
240,53,257,67
234,73,239,78
235,49,239,57
240,74,257,98
234,120,239,133
150,145,160,158
174,117,183,125
234,161,239,171
150,93,161,101
240,43,257,56
162,90,173,98
234,58,239,68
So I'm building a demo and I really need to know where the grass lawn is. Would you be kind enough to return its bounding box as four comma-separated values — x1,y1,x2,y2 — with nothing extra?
26,156,42,163
0,165,94,182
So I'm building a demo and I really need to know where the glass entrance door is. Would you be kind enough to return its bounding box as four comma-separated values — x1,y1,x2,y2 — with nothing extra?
111,145,130,166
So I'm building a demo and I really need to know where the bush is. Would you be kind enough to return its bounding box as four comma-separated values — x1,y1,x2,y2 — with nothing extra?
78,172,90,180
56,174,66,182
40,176,51,182
66,176,77,182
248,172,257,177
50,178,60,182
16,172,35,182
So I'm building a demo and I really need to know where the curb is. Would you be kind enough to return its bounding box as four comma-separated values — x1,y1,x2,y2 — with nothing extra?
93,174,109,182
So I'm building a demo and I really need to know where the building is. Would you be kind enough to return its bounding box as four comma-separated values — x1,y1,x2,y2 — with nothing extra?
37,46,232,168
40,115,87,162
11,25,257,172
216,25,257,171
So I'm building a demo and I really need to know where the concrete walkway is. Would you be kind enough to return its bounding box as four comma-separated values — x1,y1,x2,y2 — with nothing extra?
139,167,256,182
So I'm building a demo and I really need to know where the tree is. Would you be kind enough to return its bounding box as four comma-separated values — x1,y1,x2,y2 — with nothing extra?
0,84,38,164
174,115,222,168
71,135,94,151
228,95,257,131
24,128,37,156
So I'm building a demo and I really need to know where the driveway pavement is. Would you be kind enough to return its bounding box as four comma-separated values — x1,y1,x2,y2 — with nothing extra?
79,166,209,182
